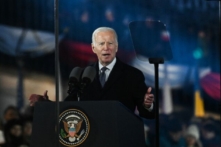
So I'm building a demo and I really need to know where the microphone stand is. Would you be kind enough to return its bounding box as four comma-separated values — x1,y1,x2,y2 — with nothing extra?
66,81,81,101
148,58,164,147
77,93,81,101
66,80,89,102
78,78,91,101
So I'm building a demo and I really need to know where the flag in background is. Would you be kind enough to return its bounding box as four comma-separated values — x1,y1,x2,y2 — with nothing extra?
194,62,205,117
0,24,63,110
162,63,173,114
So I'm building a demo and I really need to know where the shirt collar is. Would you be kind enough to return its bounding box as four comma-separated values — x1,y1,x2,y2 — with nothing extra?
99,57,116,71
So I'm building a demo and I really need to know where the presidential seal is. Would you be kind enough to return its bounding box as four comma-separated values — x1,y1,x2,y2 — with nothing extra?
59,109,90,147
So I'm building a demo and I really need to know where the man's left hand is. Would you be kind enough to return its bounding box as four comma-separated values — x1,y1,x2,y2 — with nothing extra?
143,87,154,108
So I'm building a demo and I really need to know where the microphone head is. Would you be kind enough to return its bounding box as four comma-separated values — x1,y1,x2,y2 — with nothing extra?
69,67,83,83
81,66,96,83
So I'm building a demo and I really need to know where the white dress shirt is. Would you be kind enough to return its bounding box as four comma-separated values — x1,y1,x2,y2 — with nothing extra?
98,57,116,82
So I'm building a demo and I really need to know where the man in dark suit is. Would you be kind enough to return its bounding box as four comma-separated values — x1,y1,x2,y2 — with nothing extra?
67,27,155,119
29,27,155,119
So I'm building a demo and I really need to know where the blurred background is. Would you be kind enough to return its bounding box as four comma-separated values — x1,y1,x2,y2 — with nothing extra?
0,0,220,147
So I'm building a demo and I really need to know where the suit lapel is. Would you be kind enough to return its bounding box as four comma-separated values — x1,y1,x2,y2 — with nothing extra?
90,59,125,98
92,63,102,88
102,59,124,91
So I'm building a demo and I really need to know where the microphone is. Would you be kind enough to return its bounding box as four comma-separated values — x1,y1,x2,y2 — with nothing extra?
69,67,83,82
81,66,96,85
65,66,96,101
67,67,83,96
80,66,96,91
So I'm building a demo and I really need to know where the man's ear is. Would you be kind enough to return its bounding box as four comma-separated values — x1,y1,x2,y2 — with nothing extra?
91,43,96,53
115,44,118,53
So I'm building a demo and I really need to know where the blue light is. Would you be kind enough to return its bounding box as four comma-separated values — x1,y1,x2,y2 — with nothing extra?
193,48,203,59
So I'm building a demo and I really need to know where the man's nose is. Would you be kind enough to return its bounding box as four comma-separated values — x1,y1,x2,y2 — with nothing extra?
103,43,108,50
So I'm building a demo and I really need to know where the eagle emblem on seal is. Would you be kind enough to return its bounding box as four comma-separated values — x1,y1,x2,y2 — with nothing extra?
62,115,85,142
59,109,90,146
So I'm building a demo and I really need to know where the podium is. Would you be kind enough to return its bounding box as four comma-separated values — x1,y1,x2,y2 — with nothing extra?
31,101,146,147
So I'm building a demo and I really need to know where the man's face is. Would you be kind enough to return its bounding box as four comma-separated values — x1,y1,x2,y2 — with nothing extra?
92,30,118,66
4,109,19,122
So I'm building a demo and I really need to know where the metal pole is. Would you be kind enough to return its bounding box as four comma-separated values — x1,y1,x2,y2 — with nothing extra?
15,29,27,110
54,0,60,146
154,63,160,147
149,58,164,147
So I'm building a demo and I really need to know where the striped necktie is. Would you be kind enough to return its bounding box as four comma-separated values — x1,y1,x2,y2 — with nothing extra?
99,67,107,87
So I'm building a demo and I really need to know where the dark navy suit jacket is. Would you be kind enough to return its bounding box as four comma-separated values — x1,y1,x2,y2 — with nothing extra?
80,58,155,119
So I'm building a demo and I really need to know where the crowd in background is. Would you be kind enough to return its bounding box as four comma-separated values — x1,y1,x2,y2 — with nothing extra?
0,105,220,147
0,106,33,147
146,111,221,147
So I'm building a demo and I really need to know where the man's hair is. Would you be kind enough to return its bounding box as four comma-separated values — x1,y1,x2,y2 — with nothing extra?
4,105,18,115
92,27,118,45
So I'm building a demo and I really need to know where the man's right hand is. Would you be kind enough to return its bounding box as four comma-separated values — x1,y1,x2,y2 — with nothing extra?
29,90,49,106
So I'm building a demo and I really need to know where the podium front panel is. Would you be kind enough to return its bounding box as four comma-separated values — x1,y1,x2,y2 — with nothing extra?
31,101,146,147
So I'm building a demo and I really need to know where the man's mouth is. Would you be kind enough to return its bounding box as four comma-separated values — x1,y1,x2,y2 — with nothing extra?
102,53,110,56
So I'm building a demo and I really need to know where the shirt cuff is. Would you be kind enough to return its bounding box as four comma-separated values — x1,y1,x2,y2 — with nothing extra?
144,103,153,112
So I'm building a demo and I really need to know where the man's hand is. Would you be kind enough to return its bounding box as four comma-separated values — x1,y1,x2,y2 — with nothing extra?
29,90,49,106
143,87,154,108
